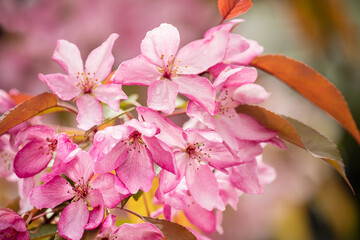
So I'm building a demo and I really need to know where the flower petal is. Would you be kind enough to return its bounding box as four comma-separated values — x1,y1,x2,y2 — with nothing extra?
141,23,180,67
186,101,216,129
113,223,164,240
143,136,176,174
62,149,94,183
85,33,119,82
14,141,52,178
93,142,128,173
186,164,225,211
147,79,178,114
233,83,270,104
177,30,228,74
39,73,81,101
52,39,83,78
229,160,263,194
116,145,155,194
85,189,104,230
213,66,257,90
93,83,128,111
29,175,73,209
183,201,216,233
91,173,130,208
58,200,89,240
174,75,216,114
76,94,103,130
112,55,160,85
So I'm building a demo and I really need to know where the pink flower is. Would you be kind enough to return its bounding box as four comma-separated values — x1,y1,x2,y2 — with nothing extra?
110,223,164,240
0,135,16,178
0,208,29,240
205,20,264,78
137,106,239,211
13,125,76,178
39,33,128,130
30,148,130,240
90,119,176,194
112,23,228,114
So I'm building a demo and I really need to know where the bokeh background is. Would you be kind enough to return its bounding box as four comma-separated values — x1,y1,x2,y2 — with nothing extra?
0,0,359,239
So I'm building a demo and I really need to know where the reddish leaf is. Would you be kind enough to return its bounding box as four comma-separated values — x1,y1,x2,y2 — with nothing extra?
251,54,360,145
0,92,58,135
236,105,354,194
144,217,196,240
218,0,253,21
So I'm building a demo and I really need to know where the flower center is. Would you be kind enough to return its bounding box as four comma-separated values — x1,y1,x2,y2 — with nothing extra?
157,54,183,79
45,137,58,155
72,177,92,202
75,72,99,93
0,227,17,240
185,142,211,164
217,90,236,118
122,131,146,153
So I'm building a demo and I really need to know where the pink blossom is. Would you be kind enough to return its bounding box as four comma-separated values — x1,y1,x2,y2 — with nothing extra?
112,23,228,114
0,208,29,240
29,148,130,240
13,125,76,178
90,119,175,194
39,33,127,130
137,106,240,211
205,20,264,78
0,135,16,178
110,223,164,240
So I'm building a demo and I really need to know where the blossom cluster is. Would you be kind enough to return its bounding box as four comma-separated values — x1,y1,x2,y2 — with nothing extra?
0,20,285,240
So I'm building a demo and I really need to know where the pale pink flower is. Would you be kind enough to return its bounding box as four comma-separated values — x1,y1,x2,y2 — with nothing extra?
0,208,29,240
30,148,130,240
110,223,164,240
90,119,176,194
0,135,16,178
112,23,228,114
39,33,127,130
137,107,240,211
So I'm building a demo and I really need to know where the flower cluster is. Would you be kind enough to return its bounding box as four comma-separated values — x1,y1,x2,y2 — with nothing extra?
0,21,285,240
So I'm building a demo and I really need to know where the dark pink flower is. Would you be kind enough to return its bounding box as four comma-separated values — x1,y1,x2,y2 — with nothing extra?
0,208,29,240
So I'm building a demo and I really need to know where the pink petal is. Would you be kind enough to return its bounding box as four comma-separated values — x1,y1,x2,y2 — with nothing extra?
143,136,176,173
136,106,187,149
213,66,257,90
113,223,164,240
18,177,34,214
157,169,181,197
93,83,128,111
98,214,117,238
76,94,103,130
58,200,89,240
29,175,73,209
186,164,225,211
0,89,15,113
14,140,53,178
141,23,180,67
226,36,263,65
61,149,94,183
124,119,158,137
52,39,83,78
229,161,263,194
116,145,155,194
174,75,216,114
204,19,244,38
91,173,130,208
147,79,178,114
39,73,81,101
112,55,160,85
233,83,270,104
183,202,216,233
0,208,29,239
15,125,55,148
85,33,119,82
176,30,228,74
257,159,277,185
186,101,215,129
85,189,104,230
93,142,128,173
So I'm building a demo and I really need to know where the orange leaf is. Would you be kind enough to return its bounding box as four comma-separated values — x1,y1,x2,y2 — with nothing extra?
250,54,360,145
0,92,58,135
218,0,253,22
236,105,354,194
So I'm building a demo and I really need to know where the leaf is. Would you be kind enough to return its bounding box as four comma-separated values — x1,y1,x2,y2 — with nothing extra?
250,54,360,145
236,105,354,194
29,224,58,240
0,92,58,135
132,190,144,201
218,0,253,22
143,217,197,240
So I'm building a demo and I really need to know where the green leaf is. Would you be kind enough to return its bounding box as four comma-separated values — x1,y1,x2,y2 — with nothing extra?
144,217,197,240
132,190,143,201
236,105,354,194
29,224,57,240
